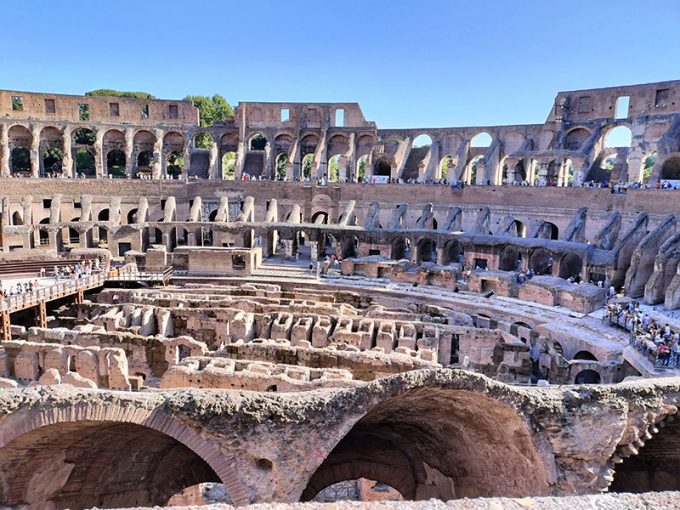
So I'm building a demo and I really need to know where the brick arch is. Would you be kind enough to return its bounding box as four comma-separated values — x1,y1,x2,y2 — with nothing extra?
0,401,250,506
301,384,552,502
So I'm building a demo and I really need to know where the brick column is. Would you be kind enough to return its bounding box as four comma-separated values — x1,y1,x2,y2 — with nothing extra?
124,128,135,178
30,125,41,178
0,124,9,177
94,129,104,178
62,126,73,177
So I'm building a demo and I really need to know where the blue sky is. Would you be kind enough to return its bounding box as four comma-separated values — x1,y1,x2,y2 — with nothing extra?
4,1,680,128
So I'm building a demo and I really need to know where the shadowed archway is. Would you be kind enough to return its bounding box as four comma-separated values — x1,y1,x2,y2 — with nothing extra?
301,387,550,501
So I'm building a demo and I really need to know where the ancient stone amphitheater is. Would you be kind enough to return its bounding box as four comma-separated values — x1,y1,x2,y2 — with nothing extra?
1,82,680,509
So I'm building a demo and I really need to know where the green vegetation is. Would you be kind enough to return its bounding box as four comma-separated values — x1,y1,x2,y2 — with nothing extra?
168,151,185,177
74,128,94,145
11,96,23,111
222,151,236,179
642,153,656,183
302,154,314,178
441,157,454,180
107,150,126,177
10,148,30,171
185,95,234,148
328,155,339,182
75,149,94,174
276,154,288,180
43,147,63,170
358,157,367,180
86,89,156,99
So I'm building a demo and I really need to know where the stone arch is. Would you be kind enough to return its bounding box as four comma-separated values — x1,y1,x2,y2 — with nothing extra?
249,133,268,151
470,132,492,147
72,127,95,146
74,148,95,177
610,411,680,492
311,211,329,224
356,134,374,157
391,237,410,260
529,248,553,275
327,154,348,182
127,208,138,225
499,245,520,271
275,152,288,180
220,132,239,151
465,155,484,185
604,125,632,148
573,369,601,384
0,402,248,507
438,154,456,181
327,133,350,156
301,383,551,501
373,157,392,177
559,252,583,280
8,125,32,175
573,350,598,361
10,147,31,175
39,127,64,176
106,149,126,178
193,131,214,149
301,154,315,179
661,155,680,180
416,238,436,263
564,127,591,151
340,235,359,259
164,131,185,178
441,239,461,265
356,154,369,181
509,321,532,337
11,210,23,226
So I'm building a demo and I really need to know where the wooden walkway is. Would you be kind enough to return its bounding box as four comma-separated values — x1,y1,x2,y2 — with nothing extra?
0,265,172,340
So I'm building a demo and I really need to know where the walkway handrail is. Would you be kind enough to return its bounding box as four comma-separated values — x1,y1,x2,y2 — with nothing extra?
1,272,106,314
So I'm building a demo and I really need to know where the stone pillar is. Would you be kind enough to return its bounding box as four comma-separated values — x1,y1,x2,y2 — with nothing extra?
0,124,8,177
94,129,104,178
474,159,487,185
1,198,9,227
124,128,135,178
574,162,588,187
152,129,163,179
309,241,318,263
49,195,61,224
21,196,33,226
209,140,218,180
62,126,73,177
235,142,245,180
345,133,356,182
187,231,197,246
30,125,41,178
436,247,445,266
80,194,93,222
283,239,293,259
627,153,643,183
182,141,191,181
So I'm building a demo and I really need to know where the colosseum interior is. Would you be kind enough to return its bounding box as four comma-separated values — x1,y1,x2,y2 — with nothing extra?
1,82,680,509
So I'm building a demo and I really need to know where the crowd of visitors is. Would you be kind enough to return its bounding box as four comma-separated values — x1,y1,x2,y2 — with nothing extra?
0,258,105,307
606,299,680,368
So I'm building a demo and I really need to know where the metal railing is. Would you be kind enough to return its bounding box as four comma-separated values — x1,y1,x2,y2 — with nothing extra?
0,272,106,313
106,266,173,284
607,312,680,369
